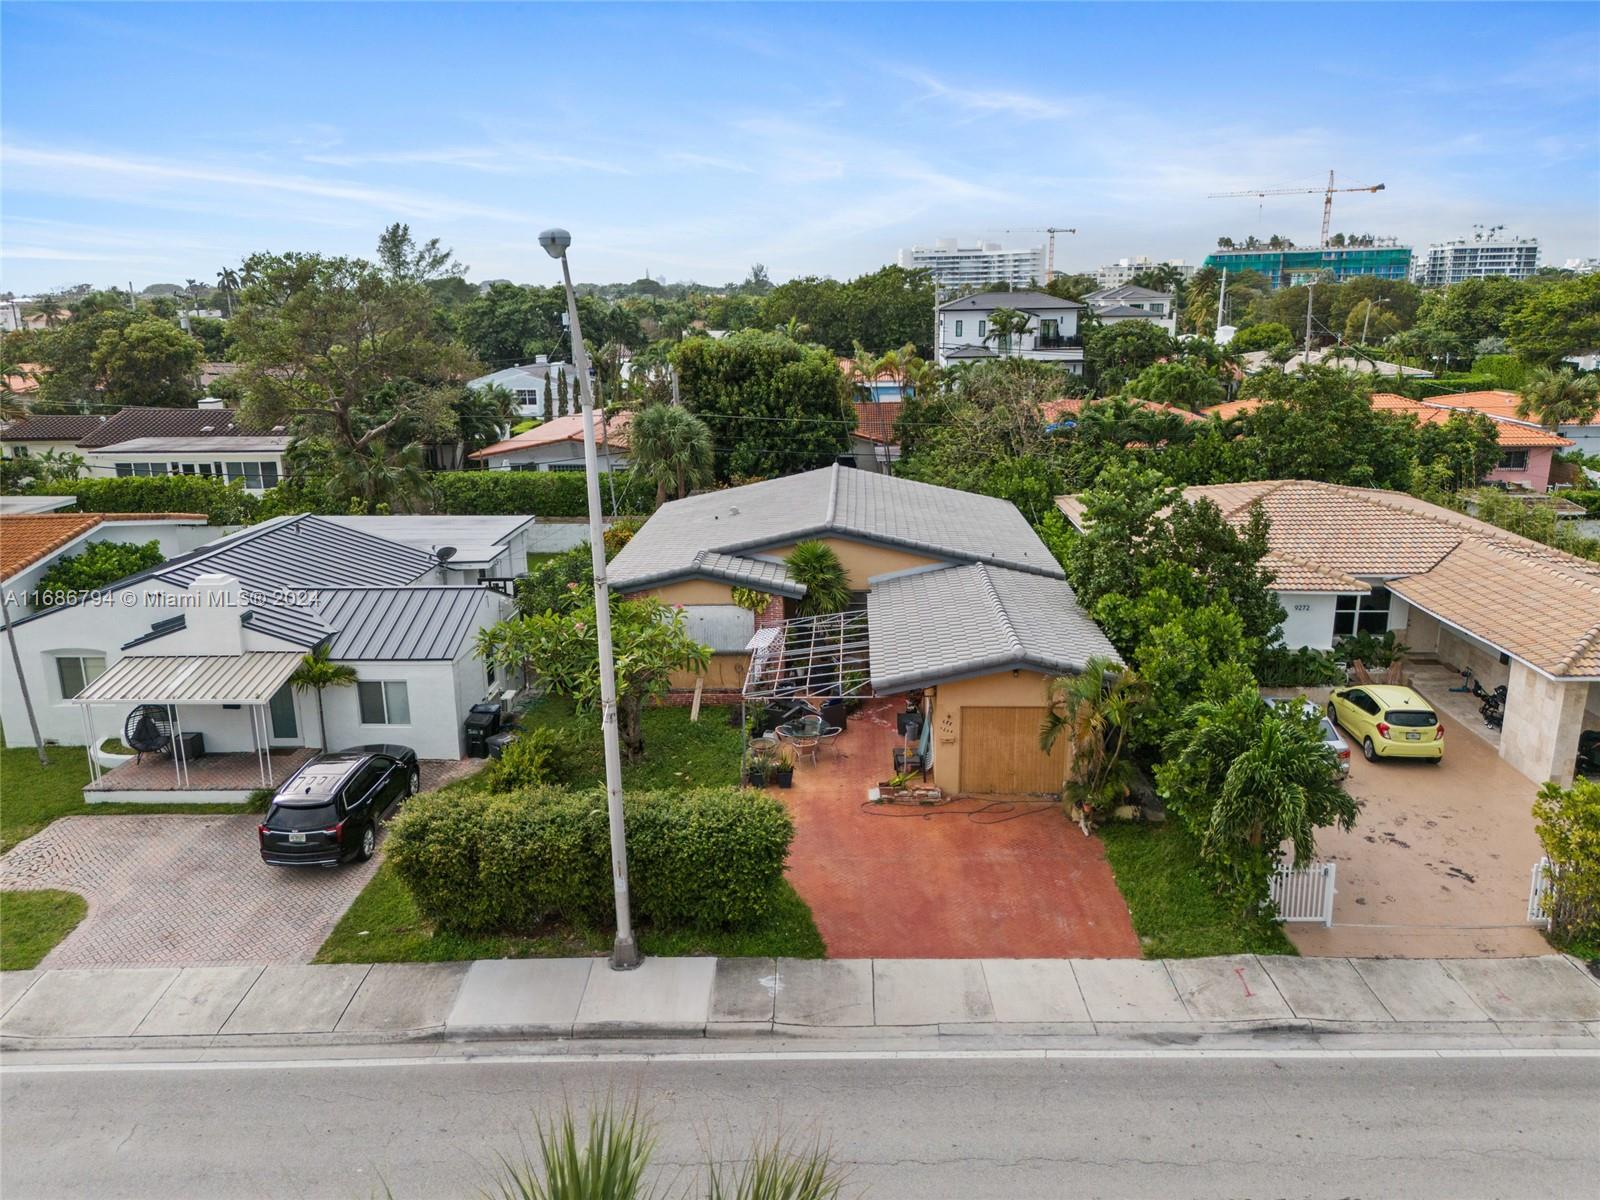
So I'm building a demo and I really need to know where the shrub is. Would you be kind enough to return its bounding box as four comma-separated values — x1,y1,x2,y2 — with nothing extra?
33,475,260,525
1532,776,1600,952
386,785,794,934
1256,644,1343,687
482,726,584,792
430,469,654,517
1333,629,1407,670
37,538,164,605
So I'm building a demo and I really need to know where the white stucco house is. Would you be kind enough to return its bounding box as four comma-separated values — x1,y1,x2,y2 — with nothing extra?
0,515,516,801
468,411,631,472
1082,284,1177,333
1059,480,1600,786
934,291,1085,372
468,360,578,420
322,514,537,581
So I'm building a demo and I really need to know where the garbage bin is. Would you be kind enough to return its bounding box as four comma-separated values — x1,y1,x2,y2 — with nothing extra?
464,703,502,758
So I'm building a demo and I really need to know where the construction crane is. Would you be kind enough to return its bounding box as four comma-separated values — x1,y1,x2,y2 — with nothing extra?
995,226,1077,283
1207,171,1385,247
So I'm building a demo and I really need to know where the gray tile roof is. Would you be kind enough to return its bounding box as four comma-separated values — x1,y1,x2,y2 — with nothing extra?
692,551,803,596
156,515,437,593
938,290,1083,312
0,414,105,441
1092,305,1162,318
609,465,1062,593
76,406,281,449
311,587,489,660
1086,284,1172,303
867,563,1121,692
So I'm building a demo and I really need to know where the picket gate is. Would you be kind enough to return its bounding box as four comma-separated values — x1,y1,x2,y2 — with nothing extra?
1269,861,1337,926
1527,857,1557,929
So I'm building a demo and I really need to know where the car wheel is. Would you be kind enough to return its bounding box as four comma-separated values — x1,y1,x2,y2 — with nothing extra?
1362,737,1377,762
1326,702,1339,728
408,770,420,796
357,822,376,861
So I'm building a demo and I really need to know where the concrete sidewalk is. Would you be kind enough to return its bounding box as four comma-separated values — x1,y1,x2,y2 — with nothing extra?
3,954,1598,1050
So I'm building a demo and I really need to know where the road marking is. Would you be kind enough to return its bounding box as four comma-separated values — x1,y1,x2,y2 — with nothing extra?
4,1046,1598,1075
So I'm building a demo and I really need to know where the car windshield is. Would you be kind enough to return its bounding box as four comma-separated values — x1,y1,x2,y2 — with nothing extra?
265,802,337,831
1385,710,1437,727
1319,719,1341,741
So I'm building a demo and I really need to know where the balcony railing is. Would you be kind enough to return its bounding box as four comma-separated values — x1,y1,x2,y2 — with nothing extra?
1033,335,1082,350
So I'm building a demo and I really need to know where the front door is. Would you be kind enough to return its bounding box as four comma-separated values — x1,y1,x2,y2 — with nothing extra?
267,683,300,744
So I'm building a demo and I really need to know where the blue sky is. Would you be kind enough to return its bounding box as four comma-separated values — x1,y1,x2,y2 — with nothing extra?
2,2,1597,294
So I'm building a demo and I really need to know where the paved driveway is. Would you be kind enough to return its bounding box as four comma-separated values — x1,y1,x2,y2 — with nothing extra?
782,700,1140,959
0,758,484,969
1286,690,1551,959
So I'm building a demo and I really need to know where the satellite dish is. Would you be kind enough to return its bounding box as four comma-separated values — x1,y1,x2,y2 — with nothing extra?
434,545,457,567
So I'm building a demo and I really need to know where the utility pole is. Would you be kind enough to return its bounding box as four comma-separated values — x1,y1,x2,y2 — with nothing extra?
1303,283,1316,357
540,227,639,971
1214,268,1228,341
1361,296,1386,345
128,281,136,311
2,596,48,765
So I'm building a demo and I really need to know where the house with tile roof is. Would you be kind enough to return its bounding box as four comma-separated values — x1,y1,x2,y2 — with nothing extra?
1391,388,1600,458
613,465,1117,794
0,512,211,613
1058,479,1600,784
1368,392,1572,491
0,515,518,788
469,410,631,472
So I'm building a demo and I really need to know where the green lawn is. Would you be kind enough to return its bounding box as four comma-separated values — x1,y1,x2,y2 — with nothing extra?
0,744,249,854
1098,822,1296,959
0,889,87,969
525,550,565,571
316,696,822,963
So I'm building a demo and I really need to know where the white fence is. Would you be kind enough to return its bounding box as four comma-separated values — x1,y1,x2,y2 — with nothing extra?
1528,857,1556,929
1270,861,1337,926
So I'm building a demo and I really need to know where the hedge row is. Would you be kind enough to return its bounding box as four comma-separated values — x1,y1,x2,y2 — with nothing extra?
35,476,262,525
385,786,794,934
430,469,654,517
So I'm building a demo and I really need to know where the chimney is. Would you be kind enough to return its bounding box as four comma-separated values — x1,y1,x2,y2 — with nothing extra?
187,573,246,655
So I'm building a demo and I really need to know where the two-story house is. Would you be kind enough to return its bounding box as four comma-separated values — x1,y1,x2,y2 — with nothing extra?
935,291,1085,373
1082,284,1177,333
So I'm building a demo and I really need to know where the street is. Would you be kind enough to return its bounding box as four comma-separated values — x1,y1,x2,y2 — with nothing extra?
4,1043,1598,1199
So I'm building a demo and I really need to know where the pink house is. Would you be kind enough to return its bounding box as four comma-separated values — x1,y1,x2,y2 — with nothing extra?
1370,392,1572,492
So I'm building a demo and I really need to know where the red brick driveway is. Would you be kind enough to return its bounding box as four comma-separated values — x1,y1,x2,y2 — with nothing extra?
781,700,1139,958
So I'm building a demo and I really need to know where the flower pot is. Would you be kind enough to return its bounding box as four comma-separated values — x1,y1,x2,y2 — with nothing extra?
775,767,794,788
746,769,767,788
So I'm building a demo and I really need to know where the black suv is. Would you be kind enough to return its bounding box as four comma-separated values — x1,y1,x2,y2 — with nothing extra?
258,745,419,867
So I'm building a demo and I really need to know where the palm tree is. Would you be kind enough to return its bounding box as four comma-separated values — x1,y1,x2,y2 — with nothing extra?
630,403,714,508
1040,657,1143,830
786,540,852,615
289,644,357,750
333,441,436,513
775,315,811,341
984,307,1033,357
216,267,241,317
1516,366,1600,430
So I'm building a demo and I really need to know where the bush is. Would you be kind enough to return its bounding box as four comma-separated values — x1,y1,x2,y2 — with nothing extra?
1532,777,1600,954
1333,629,1407,670
37,538,164,605
430,469,654,517
33,475,261,524
1256,644,1343,687
482,726,584,792
386,785,794,934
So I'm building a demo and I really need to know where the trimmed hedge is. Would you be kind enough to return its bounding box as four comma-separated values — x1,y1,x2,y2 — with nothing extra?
33,476,261,525
386,786,794,934
431,469,655,517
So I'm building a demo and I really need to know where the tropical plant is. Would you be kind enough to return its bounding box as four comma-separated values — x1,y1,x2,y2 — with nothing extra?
1531,776,1600,951
785,541,851,616
1040,657,1143,826
36,539,163,607
332,440,436,513
1515,367,1600,430
983,307,1033,356
289,644,357,750
731,586,772,615
631,403,716,508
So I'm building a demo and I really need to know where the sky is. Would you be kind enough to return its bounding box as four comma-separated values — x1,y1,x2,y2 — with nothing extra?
2,1,1598,295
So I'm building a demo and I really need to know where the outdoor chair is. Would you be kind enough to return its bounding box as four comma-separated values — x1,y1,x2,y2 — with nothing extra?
776,715,842,765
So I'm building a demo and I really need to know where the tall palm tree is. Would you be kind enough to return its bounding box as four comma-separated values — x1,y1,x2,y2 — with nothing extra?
1516,366,1600,431
1041,657,1143,829
333,441,436,513
289,644,357,750
984,307,1033,357
216,267,241,317
631,403,714,507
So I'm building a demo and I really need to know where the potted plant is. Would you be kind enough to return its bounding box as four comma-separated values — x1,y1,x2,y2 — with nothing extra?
745,749,772,788
773,749,795,788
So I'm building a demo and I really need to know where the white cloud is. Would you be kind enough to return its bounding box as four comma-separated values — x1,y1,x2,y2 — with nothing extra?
894,68,1074,121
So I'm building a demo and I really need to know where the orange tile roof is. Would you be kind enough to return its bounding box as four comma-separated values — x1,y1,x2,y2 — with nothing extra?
852,401,903,444
1041,396,1208,425
1370,393,1571,448
0,512,207,579
469,410,632,459
1203,397,1261,420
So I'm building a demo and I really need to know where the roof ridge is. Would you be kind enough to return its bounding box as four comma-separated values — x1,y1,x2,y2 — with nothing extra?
824,462,841,527
973,563,1025,658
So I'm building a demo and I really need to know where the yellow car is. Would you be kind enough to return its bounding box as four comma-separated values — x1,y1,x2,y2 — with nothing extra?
1327,684,1444,763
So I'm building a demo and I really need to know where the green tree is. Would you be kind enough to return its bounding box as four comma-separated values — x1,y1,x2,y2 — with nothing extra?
630,403,715,508
1126,360,1224,411
456,282,568,364
332,440,436,513
89,316,203,406
1413,410,1504,491
1232,367,1416,488
786,540,852,615
475,598,710,760
1515,366,1600,429
289,643,358,750
1228,322,1295,354
1084,321,1176,392
1532,776,1600,951
672,330,853,480
37,539,163,606
761,264,935,357
983,306,1034,357
1505,273,1600,364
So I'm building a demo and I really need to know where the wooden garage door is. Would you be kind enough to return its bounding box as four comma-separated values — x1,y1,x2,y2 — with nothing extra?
959,706,1069,795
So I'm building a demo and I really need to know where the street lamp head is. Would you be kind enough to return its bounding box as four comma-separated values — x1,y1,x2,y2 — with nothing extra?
538,228,573,259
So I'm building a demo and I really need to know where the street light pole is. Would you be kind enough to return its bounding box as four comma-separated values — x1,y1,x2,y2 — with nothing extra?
540,227,639,971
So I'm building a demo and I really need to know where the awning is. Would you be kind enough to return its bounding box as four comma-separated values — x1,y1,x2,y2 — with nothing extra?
74,652,303,705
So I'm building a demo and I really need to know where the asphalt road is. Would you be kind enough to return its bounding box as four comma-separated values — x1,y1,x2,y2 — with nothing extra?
3,1045,1597,1199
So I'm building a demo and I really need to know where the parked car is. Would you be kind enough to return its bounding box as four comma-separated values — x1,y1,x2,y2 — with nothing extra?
1326,685,1444,763
258,744,420,866
1266,697,1350,776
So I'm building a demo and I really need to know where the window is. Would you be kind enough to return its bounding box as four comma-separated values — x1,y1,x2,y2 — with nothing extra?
977,319,986,338
514,388,538,405
13,445,28,458
358,680,410,725
954,319,963,337
116,463,132,477
55,655,106,699
1333,586,1393,638
548,462,585,472
348,760,388,800
1498,450,1529,471
268,683,298,739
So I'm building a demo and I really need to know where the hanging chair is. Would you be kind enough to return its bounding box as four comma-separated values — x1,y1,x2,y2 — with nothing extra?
124,705,174,762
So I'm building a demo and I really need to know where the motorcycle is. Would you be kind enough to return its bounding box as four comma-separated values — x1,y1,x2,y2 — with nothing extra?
1577,730,1600,777
1479,684,1507,730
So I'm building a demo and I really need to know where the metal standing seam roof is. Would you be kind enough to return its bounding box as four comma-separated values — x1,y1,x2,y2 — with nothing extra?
938,290,1084,312
241,603,333,648
74,652,303,705
155,514,437,593
609,465,1063,592
867,562,1121,693
311,587,490,660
